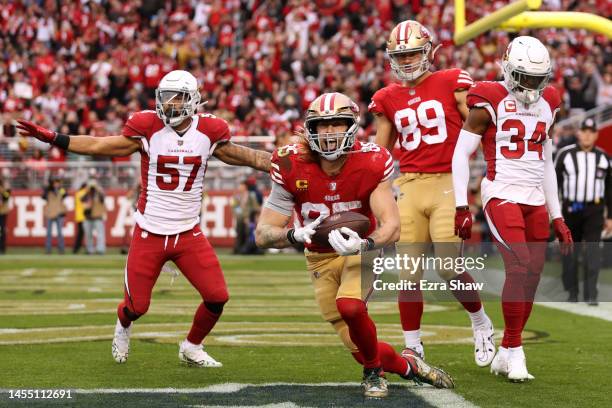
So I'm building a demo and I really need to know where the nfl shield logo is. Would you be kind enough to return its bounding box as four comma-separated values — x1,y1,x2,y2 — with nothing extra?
178,139,184,146
329,182,337,191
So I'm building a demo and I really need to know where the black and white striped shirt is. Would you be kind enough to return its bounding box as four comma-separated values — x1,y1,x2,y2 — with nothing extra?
555,144,612,211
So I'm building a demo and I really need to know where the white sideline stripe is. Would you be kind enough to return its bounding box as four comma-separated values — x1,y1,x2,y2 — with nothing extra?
20,268,36,276
61,383,477,407
537,301,612,322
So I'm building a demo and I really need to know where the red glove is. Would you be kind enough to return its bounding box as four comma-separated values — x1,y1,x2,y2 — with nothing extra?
16,120,58,144
455,206,473,240
553,218,573,256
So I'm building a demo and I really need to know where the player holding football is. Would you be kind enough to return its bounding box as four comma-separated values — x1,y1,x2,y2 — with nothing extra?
17,70,271,367
370,20,494,366
452,36,573,381
255,92,454,398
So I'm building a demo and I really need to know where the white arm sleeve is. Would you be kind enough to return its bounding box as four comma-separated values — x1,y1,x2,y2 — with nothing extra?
543,138,562,220
452,129,481,207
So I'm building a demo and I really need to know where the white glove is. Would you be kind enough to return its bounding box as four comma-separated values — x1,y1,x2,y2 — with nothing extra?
328,227,364,256
292,215,325,244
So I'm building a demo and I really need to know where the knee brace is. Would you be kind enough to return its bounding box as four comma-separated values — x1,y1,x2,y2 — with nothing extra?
123,306,143,322
204,301,226,315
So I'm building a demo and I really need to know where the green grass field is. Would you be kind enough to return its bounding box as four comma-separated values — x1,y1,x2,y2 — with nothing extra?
0,252,611,407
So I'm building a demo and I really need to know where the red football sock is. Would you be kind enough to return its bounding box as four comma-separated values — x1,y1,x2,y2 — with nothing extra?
521,272,540,330
398,289,423,331
187,302,222,344
336,298,381,369
377,341,409,376
351,342,409,376
501,274,525,348
117,302,132,328
448,272,482,313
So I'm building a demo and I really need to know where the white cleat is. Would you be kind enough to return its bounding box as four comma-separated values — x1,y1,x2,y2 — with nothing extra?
507,346,535,382
401,343,425,360
490,347,509,376
179,340,222,367
111,319,131,363
473,323,496,367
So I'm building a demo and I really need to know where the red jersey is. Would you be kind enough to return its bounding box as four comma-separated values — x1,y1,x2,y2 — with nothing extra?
270,141,394,253
369,69,473,173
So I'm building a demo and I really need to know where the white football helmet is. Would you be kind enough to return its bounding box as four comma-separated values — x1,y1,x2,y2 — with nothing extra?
502,36,552,105
155,70,201,127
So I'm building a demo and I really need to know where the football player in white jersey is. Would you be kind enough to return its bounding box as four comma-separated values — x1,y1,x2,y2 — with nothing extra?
452,37,573,382
17,70,271,367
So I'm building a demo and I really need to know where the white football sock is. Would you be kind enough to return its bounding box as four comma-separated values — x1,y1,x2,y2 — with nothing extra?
468,306,489,329
509,345,524,356
403,329,421,348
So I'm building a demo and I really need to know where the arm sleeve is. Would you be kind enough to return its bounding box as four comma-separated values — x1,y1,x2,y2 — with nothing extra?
263,182,295,217
452,129,482,207
543,139,562,219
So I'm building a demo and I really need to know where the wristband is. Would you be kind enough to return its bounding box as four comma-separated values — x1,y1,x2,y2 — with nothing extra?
364,237,376,251
456,205,469,211
53,133,71,150
287,229,297,245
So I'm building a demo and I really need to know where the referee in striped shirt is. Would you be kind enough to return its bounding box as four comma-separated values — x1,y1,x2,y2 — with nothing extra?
555,118,612,305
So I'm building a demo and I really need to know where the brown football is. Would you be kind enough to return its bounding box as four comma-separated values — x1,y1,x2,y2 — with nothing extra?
311,211,371,249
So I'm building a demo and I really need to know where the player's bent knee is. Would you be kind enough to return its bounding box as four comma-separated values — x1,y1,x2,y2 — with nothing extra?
204,301,226,315
336,297,366,320
203,287,229,305
123,305,144,321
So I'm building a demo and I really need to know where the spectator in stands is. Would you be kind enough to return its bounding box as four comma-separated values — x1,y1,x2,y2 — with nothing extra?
0,178,10,254
82,180,107,255
42,177,67,254
72,183,87,254
0,0,609,172
231,179,262,255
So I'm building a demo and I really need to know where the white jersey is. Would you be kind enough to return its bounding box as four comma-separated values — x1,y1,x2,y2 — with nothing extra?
467,81,561,207
122,110,230,235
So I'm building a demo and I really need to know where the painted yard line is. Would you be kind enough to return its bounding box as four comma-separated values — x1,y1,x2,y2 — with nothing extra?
20,268,36,276
536,301,612,322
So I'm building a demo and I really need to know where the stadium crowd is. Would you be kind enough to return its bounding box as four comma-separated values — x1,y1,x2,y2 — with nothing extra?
0,0,610,168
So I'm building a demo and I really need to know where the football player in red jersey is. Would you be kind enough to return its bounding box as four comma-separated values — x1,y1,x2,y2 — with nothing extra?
256,92,454,398
17,70,271,367
452,36,573,382
369,20,494,366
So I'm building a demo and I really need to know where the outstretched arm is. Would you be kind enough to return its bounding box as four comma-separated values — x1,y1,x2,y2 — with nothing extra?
213,141,271,172
17,120,140,157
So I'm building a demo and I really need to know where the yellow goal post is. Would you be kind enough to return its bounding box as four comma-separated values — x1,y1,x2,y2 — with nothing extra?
454,0,612,45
